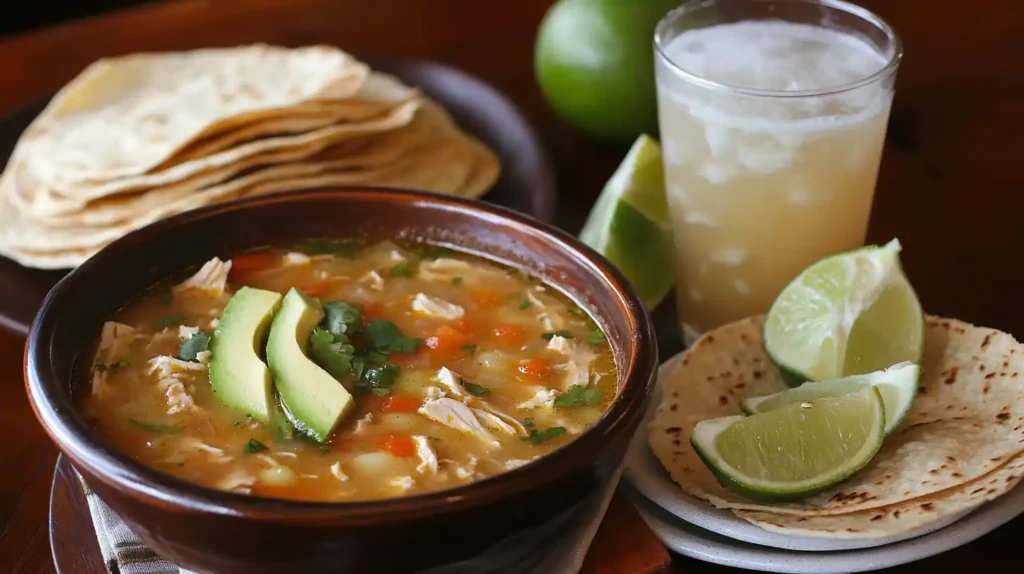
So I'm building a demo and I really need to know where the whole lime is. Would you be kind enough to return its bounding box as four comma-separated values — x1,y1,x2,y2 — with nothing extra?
535,0,680,143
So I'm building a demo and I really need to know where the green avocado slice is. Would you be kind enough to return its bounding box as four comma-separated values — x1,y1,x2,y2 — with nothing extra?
208,287,283,423
267,288,355,442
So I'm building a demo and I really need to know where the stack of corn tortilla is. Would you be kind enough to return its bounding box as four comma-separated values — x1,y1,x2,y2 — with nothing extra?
0,44,500,269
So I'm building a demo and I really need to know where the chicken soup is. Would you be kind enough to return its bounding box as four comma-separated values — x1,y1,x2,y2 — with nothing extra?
80,240,617,501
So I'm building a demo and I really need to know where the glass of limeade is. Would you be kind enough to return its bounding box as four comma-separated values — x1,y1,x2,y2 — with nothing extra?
653,0,902,345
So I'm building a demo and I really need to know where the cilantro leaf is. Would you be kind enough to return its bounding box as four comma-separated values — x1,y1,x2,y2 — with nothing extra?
371,387,392,396
522,425,566,444
524,418,534,428
553,385,604,407
298,238,366,256
451,277,464,285
542,330,574,341
389,263,416,277
519,299,532,310
243,439,268,454
309,327,356,384
321,301,362,337
129,419,182,434
588,329,607,346
363,319,423,353
364,364,400,387
153,316,187,329
459,377,491,396
460,344,477,356
570,306,586,316
178,332,211,362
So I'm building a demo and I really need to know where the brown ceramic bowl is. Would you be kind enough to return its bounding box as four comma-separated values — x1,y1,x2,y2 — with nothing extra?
25,187,657,574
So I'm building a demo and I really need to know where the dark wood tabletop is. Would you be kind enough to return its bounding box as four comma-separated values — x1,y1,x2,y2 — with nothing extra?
0,0,1021,572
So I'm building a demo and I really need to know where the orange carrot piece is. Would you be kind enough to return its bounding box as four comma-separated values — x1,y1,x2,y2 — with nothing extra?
471,288,504,307
425,325,469,354
381,396,422,413
376,433,417,457
299,282,331,297
230,252,277,278
492,325,525,346
517,358,548,379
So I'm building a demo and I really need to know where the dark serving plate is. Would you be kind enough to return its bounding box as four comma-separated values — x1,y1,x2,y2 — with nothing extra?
0,54,556,335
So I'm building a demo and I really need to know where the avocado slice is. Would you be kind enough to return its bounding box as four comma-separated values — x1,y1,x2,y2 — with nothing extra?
266,288,355,442
209,287,283,423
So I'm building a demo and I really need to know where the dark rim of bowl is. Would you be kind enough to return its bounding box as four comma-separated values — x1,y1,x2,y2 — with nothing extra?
26,187,657,524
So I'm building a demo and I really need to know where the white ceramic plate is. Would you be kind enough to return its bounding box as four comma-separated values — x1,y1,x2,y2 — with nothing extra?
623,353,999,553
631,483,1024,573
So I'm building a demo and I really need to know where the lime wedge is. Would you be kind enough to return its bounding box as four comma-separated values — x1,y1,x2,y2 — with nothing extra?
579,134,675,309
740,361,918,435
763,239,925,386
692,387,886,501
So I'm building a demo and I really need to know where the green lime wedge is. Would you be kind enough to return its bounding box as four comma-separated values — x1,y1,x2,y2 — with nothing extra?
763,239,925,386
692,387,886,501
579,134,675,309
740,361,918,436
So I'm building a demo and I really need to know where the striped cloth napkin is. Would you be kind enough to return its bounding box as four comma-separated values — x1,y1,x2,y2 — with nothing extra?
80,465,623,574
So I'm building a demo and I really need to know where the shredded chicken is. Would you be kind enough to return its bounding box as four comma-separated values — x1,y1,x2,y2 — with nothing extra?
174,438,232,464
353,412,374,435
163,380,196,415
417,258,472,282
546,335,574,355
517,387,558,409
147,355,206,379
390,476,415,492
283,252,311,266
449,454,479,480
91,321,140,397
412,293,464,320
473,403,527,436
196,350,212,365
412,436,439,474
178,325,200,341
361,270,385,290
560,346,596,390
505,458,536,471
216,469,256,493
330,462,349,482
419,398,499,447
173,257,232,296
433,367,465,398
425,386,444,400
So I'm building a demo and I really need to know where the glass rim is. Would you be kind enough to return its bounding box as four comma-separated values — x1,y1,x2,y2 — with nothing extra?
654,0,904,99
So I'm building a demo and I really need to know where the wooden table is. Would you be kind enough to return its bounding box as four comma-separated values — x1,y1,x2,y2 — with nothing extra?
0,0,1021,572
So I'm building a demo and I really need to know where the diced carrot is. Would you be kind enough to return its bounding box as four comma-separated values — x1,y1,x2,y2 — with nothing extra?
493,325,525,346
376,433,417,457
299,282,331,297
381,395,422,413
517,358,548,379
230,252,277,279
425,324,469,355
361,302,384,320
471,288,504,308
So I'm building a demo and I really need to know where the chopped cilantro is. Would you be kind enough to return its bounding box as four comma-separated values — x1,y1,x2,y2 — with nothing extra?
112,360,128,368
178,332,211,362
524,418,534,428
519,299,532,310
152,316,186,329
129,419,182,434
363,319,423,353
570,306,586,316
298,238,366,256
542,330,575,341
522,425,566,444
459,377,491,396
588,329,607,346
553,385,604,407
364,364,400,387
371,387,392,396
232,420,245,427
319,445,331,453
243,439,268,454
159,290,173,306
460,344,477,356
321,301,362,337
389,263,416,277
309,327,356,384
451,276,464,285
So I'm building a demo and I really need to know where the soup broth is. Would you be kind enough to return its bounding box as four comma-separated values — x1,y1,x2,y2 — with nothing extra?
80,240,617,502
